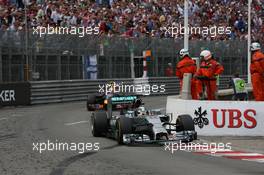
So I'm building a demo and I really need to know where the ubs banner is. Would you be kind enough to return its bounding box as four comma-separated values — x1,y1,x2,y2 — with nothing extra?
166,97,264,136
0,82,30,106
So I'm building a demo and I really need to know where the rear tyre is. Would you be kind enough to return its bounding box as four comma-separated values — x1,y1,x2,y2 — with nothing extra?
87,95,96,111
176,114,195,132
91,111,108,137
116,117,132,144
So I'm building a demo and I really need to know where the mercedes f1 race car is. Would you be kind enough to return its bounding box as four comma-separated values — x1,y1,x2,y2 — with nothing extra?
90,95,197,144
86,93,136,111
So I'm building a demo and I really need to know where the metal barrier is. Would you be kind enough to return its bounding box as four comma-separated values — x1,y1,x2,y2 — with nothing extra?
30,78,133,104
0,31,249,82
30,76,241,105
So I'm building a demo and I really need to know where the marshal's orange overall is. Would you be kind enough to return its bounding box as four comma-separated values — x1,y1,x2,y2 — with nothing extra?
176,55,198,99
250,50,264,101
196,58,224,100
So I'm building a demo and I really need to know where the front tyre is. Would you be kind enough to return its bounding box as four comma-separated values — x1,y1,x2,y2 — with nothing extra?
91,111,108,137
116,117,132,144
176,114,195,132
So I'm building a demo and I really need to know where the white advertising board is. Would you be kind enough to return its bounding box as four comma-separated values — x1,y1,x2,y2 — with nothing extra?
166,97,264,136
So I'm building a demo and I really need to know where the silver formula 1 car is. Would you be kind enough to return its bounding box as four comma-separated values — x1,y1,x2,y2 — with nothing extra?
90,95,197,144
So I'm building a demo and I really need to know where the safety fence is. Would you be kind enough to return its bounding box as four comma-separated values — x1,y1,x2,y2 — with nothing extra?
0,32,249,82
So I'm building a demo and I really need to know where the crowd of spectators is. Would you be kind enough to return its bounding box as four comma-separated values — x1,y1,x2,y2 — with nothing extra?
0,0,263,42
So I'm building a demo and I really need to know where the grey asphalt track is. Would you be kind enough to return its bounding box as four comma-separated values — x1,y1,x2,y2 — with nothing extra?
0,96,263,175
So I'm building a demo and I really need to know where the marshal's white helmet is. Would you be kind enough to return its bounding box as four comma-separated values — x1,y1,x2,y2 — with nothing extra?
179,48,189,58
200,50,212,61
251,42,261,51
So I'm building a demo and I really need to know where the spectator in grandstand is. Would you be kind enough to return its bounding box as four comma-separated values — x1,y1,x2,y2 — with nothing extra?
0,0,263,42
17,0,24,9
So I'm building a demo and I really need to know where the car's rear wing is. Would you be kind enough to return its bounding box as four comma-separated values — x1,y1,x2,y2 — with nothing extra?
111,96,138,104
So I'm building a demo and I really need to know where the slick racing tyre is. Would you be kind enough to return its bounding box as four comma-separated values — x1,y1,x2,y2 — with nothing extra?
176,114,195,132
116,117,132,144
91,111,108,137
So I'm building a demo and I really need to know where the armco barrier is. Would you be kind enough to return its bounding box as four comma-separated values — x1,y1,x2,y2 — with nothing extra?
30,79,132,104
30,77,180,104
30,76,239,105
0,82,30,106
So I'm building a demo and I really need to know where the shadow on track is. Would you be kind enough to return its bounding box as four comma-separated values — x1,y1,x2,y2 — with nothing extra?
0,133,17,141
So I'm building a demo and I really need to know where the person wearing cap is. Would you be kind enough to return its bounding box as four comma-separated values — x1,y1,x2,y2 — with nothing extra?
176,48,198,99
250,42,264,101
195,50,224,100
165,63,173,77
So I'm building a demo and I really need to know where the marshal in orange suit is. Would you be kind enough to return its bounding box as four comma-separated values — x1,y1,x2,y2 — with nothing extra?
195,50,224,100
250,42,264,101
176,49,198,99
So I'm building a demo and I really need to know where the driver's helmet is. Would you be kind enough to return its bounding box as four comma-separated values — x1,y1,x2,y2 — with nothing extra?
107,81,120,94
137,106,146,116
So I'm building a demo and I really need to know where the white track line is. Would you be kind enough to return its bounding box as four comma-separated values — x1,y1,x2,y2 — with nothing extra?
0,118,7,121
64,120,89,126
243,159,264,163
212,153,263,157
195,150,264,163
222,153,263,156
185,139,264,163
